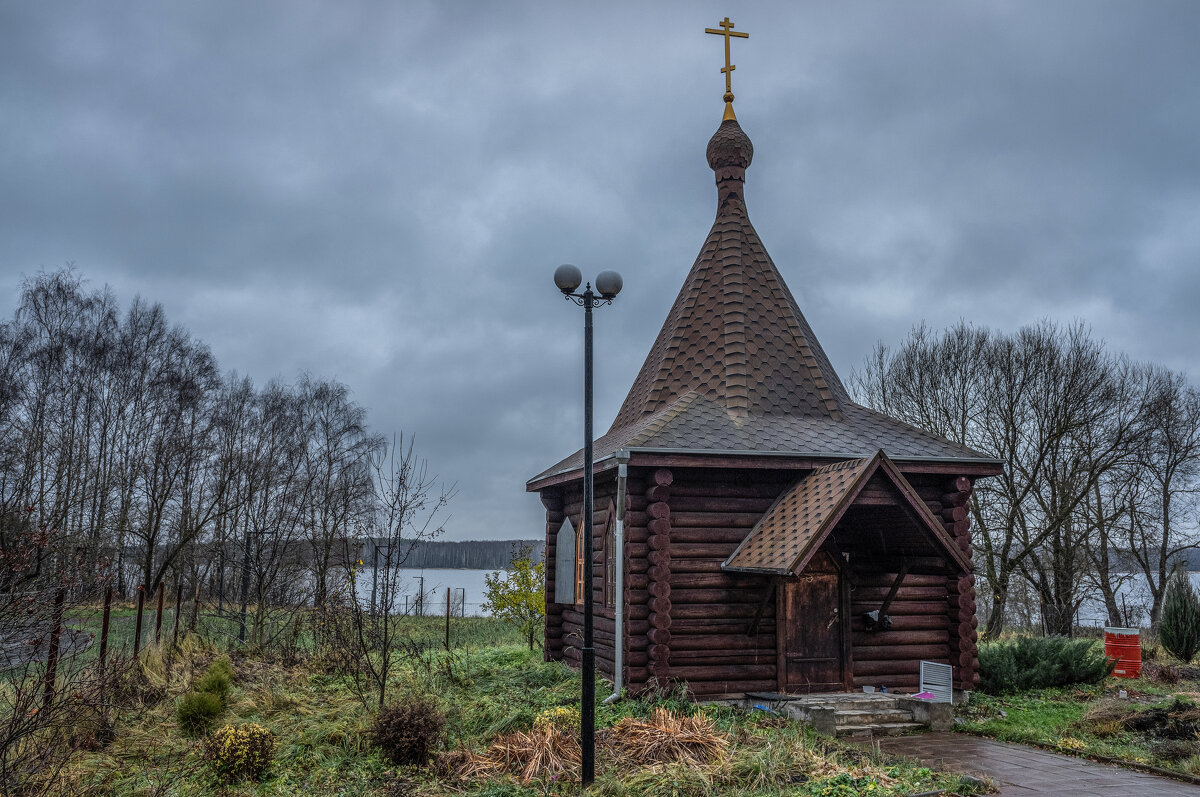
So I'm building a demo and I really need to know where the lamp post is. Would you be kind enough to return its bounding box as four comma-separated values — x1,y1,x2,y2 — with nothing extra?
554,263,622,787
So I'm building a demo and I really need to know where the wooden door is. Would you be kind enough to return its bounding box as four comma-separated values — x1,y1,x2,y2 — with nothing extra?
779,573,847,693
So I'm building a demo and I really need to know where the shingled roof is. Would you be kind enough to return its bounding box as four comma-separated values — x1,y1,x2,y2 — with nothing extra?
529,116,997,487
722,451,972,576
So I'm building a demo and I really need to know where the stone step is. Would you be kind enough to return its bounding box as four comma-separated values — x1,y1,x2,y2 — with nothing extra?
740,693,948,737
795,698,904,712
835,721,925,739
831,708,916,726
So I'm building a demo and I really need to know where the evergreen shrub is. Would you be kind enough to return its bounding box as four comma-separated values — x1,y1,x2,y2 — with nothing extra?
176,691,223,734
204,723,275,783
373,695,445,766
176,657,235,733
978,636,1114,694
1159,570,1200,663
195,667,232,696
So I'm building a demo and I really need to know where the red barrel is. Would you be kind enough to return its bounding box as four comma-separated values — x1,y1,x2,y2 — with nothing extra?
1104,627,1142,679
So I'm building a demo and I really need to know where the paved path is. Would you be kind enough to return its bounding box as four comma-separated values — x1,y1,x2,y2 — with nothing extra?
0,627,93,672
871,732,1200,796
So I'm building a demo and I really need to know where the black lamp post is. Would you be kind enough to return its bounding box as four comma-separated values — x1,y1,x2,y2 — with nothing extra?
554,263,622,787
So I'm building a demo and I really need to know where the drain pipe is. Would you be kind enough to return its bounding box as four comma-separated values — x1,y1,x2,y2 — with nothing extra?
602,452,629,705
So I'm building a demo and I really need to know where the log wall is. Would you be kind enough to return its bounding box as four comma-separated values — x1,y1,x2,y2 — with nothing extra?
909,473,980,691
849,572,952,689
538,463,981,696
641,468,794,696
645,468,673,685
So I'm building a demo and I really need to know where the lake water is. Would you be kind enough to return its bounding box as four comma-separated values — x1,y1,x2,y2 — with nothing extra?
354,568,497,616
352,568,1200,627
1044,572,1200,628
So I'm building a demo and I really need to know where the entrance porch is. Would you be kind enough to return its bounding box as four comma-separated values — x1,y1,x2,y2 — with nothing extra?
724,451,974,695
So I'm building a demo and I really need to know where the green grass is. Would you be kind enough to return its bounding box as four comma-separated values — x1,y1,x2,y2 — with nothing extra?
956,680,1200,777
36,617,988,796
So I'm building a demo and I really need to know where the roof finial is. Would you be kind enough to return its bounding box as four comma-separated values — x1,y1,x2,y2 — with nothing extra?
705,16,749,121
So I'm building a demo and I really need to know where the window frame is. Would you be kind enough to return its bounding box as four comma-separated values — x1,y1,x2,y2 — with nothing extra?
603,501,617,609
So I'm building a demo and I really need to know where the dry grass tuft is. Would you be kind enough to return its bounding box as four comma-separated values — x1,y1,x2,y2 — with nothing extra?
600,707,728,767
1145,662,1182,685
1074,699,1138,737
430,747,475,779
445,707,729,785
452,726,581,783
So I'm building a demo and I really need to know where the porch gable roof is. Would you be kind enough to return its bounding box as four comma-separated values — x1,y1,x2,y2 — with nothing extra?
721,449,971,576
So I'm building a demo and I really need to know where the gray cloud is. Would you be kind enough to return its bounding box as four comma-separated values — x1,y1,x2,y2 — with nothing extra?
2,1,1199,540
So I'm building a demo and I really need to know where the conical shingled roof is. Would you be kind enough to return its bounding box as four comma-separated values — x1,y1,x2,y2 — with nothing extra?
611,118,848,429
528,115,997,486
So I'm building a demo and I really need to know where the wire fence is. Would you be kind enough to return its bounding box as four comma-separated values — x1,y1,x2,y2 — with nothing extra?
3,573,501,682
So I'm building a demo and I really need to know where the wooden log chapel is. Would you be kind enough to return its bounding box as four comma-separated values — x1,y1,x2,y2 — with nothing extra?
527,24,1002,701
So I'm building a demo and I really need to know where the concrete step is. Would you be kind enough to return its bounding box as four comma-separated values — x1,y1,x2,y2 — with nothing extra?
740,692,949,737
795,698,904,712
831,708,916,726
835,721,925,739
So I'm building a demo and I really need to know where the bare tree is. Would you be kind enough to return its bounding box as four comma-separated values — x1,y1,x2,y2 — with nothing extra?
299,375,382,611
855,320,1149,635
1125,369,1200,626
0,267,447,661
323,435,454,708
235,382,312,647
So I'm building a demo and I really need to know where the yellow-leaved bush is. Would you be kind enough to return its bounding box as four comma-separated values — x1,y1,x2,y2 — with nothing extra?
204,723,275,783
534,705,580,735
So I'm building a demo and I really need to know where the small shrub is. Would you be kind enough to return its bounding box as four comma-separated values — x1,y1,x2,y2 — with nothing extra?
195,657,234,699
204,723,275,783
534,705,581,735
176,691,222,734
977,636,1114,694
1160,571,1200,663
373,695,445,766
195,669,231,700
209,655,235,681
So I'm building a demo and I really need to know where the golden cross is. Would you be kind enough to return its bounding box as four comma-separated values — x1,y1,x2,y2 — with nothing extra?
705,16,749,101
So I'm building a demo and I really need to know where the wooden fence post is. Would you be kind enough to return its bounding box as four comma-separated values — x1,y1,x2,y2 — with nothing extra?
445,589,451,651
134,585,145,656
43,588,66,709
98,586,112,678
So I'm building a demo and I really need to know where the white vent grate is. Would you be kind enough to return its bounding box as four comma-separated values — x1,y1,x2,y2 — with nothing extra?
920,660,954,704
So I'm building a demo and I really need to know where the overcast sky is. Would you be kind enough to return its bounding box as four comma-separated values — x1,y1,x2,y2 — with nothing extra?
2,2,1198,542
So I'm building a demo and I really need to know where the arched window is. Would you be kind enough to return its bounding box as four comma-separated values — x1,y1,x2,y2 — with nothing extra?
574,514,586,605
603,503,617,609
554,518,576,604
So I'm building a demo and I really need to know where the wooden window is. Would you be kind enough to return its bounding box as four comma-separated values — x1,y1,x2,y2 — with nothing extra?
603,503,617,608
574,514,586,605
554,519,576,604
